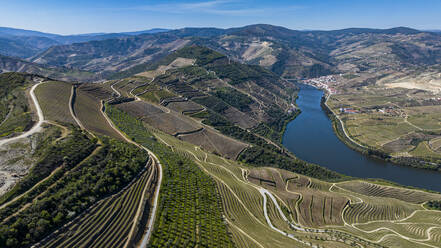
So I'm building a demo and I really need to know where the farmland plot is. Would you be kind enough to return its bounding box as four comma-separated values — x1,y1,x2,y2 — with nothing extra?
343,197,422,224
338,180,441,204
41,162,157,248
74,87,123,139
116,101,201,135
34,81,77,125
166,100,204,114
104,106,236,248
179,129,248,159
78,83,114,100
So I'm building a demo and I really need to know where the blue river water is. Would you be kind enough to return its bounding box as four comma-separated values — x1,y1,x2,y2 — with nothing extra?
282,83,441,192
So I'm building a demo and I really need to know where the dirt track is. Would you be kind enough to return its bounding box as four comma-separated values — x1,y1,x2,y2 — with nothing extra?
0,81,45,147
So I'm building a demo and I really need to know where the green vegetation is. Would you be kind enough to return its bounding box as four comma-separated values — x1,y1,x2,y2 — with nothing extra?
0,133,148,248
41,164,156,248
177,65,216,82
138,88,176,103
301,64,332,78
209,63,277,86
325,79,441,170
34,81,77,125
263,107,299,141
172,46,225,66
0,72,34,137
106,105,236,247
425,200,441,210
74,87,122,139
240,146,345,181
200,110,279,151
194,96,229,113
0,128,96,207
213,87,253,112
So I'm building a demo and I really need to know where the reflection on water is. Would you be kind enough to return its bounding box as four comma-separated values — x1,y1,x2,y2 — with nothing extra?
282,84,441,192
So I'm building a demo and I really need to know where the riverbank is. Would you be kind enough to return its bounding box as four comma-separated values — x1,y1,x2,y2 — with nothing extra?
320,92,441,172
282,83,441,192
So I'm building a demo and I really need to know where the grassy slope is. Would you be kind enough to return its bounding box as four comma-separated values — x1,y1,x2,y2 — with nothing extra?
73,87,122,139
107,100,441,247
326,81,441,169
40,163,157,248
0,73,34,137
34,81,77,125
0,130,148,248
106,105,236,247
148,119,441,248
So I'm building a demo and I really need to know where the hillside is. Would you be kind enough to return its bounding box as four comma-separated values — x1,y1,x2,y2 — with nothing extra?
0,73,42,138
318,66,441,169
0,26,169,59
1,23,441,248
0,56,441,247
28,24,441,79
0,55,97,82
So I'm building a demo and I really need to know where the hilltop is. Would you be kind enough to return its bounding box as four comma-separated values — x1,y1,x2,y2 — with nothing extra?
0,26,169,58
0,24,441,248
22,24,441,80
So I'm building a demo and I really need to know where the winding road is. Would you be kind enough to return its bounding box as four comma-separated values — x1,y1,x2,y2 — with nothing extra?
324,93,367,149
68,85,86,131
0,81,45,147
0,81,46,199
100,85,163,248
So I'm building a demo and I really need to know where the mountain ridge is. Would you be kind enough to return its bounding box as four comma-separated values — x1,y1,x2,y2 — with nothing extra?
27,24,441,79
0,27,170,58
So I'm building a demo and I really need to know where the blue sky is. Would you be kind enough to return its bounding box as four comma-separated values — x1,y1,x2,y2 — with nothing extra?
1,0,441,35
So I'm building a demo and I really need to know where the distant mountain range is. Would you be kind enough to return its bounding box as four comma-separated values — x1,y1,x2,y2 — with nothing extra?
0,54,98,81
424,29,441,33
0,27,169,58
1,24,441,81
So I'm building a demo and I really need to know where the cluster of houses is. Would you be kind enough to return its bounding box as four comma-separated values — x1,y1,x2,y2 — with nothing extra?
303,75,338,94
338,105,405,116
340,108,359,114
376,107,405,117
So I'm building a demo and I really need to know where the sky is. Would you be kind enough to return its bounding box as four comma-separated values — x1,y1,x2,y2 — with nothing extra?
1,0,441,35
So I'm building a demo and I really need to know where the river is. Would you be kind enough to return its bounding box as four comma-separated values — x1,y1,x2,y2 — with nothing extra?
282,83,441,192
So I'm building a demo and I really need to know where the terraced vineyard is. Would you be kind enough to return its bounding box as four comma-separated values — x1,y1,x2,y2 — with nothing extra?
34,81,77,125
73,86,123,139
40,160,157,248
106,105,236,247
115,100,247,159
0,129,149,247
2,40,441,248
102,54,441,247
343,198,422,224
128,118,441,248
146,128,382,247
338,180,441,204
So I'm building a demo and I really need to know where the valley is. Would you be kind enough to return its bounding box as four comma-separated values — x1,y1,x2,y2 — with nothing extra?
0,23,440,248
304,69,441,170
283,84,441,192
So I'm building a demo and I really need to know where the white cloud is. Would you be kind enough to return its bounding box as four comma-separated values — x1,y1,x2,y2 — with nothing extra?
128,0,303,16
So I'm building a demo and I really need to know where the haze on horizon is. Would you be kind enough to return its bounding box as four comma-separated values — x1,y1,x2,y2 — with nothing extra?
1,0,441,35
